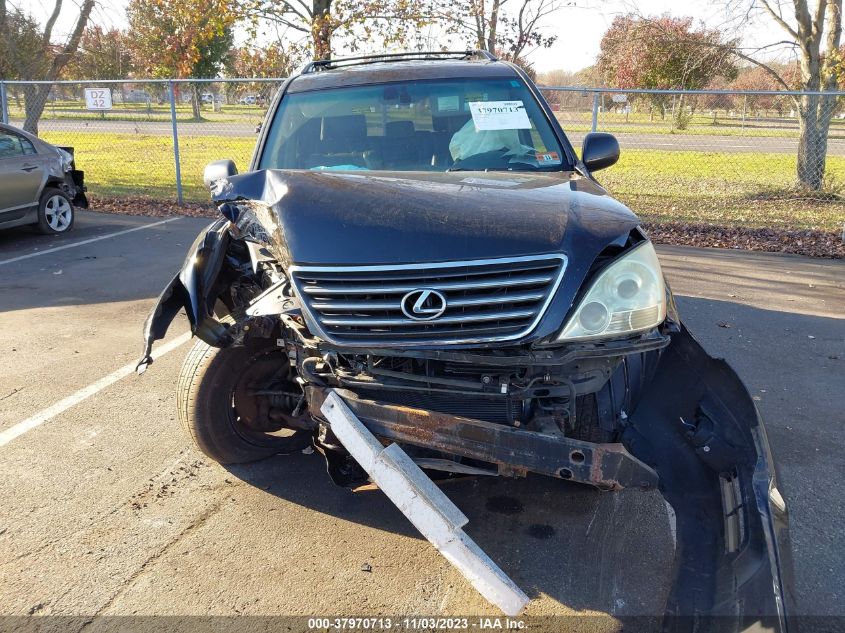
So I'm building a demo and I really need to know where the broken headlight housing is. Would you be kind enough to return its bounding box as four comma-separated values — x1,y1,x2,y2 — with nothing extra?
557,241,666,341
56,148,74,172
219,202,271,244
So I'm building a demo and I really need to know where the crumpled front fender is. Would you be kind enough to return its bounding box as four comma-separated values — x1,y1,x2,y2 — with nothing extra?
136,219,231,371
625,325,794,632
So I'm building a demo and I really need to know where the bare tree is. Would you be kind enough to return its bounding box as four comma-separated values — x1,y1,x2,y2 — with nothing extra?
507,0,561,60
438,0,561,61
0,0,95,134
748,0,842,190
241,0,431,60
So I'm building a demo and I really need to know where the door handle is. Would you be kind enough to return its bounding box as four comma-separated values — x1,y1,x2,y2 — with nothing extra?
21,164,38,172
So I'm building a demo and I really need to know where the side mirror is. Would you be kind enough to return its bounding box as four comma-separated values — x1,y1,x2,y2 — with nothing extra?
581,132,619,172
203,159,238,189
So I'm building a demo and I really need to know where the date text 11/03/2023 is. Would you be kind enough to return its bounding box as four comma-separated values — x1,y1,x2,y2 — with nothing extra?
306,617,527,630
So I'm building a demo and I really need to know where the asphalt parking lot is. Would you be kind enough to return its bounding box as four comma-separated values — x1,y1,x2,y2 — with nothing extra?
0,210,843,626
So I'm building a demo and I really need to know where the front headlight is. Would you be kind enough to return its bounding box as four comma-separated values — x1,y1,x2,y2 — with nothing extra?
557,241,666,341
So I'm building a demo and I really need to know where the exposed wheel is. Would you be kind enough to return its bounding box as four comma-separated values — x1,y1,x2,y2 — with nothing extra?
36,188,74,234
177,337,311,464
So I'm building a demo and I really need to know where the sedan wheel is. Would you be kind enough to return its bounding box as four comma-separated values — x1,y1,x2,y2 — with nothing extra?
45,195,73,231
37,188,75,234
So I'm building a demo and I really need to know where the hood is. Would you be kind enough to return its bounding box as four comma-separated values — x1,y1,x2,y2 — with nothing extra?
212,169,640,266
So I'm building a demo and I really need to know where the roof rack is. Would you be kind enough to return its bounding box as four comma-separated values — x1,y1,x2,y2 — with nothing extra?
300,50,498,74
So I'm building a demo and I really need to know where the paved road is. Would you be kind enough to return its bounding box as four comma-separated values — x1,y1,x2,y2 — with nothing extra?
15,117,845,155
0,212,843,626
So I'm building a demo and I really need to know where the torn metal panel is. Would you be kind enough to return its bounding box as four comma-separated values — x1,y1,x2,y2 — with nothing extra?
321,390,530,616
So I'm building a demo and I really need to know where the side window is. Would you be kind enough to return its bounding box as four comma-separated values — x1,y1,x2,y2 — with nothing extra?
0,133,24,159
20,138,36,155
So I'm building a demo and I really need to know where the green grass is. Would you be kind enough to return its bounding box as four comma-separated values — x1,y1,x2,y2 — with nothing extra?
42,132,256,200
40,131,845,232
597,150,845,231
602,149,845,231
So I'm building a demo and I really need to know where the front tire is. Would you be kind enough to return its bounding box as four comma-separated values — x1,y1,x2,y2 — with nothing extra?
36,188,74,234
177,337,310,464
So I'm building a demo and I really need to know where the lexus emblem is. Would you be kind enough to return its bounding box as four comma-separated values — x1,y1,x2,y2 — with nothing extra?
400,289,447,321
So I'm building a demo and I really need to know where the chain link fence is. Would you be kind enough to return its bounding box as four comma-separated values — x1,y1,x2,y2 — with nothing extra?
1,79,843,231
0,78,282,203
539,86,845,232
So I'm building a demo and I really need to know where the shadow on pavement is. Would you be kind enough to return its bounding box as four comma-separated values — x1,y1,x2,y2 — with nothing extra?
227,452,674,618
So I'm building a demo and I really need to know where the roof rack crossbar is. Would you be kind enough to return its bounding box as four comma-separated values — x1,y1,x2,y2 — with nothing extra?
300,50,497,74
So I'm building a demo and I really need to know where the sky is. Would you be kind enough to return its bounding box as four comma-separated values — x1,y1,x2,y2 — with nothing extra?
14,0,799,74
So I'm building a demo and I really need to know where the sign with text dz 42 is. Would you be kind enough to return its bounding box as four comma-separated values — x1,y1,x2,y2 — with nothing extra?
84,88,112,111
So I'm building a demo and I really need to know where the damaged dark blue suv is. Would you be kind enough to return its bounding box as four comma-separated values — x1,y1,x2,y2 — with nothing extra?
138,50,793,629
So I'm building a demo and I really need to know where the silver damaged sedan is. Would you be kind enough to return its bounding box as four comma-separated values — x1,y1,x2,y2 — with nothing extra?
0,123,88,234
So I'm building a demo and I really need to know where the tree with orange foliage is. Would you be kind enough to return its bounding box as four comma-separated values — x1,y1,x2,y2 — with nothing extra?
597,14,737,126
127,0,238,118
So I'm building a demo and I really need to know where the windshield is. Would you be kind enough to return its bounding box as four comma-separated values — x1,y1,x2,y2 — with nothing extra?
258,78,568,172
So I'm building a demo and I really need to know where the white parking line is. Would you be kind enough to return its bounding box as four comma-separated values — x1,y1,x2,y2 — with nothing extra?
0,332,193,448
0,217,181,266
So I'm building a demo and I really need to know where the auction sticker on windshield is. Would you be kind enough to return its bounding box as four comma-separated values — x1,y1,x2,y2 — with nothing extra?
469,101,531,130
